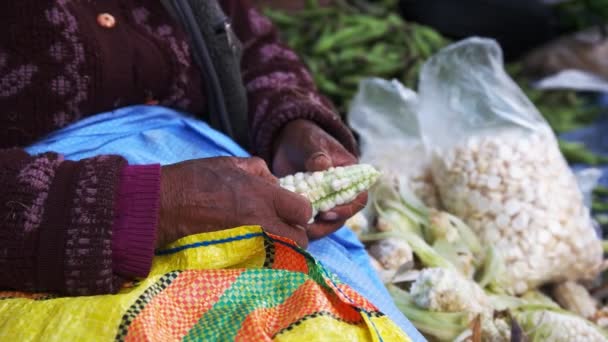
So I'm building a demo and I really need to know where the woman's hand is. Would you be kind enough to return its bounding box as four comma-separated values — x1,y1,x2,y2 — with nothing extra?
272,119,367,240
157,157,312,248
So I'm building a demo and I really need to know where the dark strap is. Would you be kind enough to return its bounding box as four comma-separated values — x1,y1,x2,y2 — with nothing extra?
163,0,250,148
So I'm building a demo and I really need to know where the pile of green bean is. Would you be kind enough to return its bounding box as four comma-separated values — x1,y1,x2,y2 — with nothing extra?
263,0,448,112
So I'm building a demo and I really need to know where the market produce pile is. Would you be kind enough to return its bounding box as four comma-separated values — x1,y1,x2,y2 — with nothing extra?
367,188,608,341
260,2,608,338
348,147,608,341
342,62,608,340
353,180,608,341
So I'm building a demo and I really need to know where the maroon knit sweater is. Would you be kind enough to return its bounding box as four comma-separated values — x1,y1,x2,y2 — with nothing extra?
0,0,356,295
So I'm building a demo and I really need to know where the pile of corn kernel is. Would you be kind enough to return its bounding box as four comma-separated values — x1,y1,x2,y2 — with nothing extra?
432,128,603,294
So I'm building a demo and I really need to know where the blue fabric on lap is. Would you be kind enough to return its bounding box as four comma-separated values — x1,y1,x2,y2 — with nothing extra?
26,106,249,163
26,105,425,341
308,228,423,340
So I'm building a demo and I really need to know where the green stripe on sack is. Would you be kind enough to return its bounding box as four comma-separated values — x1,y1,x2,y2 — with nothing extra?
183,269,308,341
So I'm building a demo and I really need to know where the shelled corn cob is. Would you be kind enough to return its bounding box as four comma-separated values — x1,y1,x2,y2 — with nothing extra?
279,164,380,221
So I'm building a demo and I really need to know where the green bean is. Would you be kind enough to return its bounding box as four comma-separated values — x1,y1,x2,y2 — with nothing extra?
559,140,608,165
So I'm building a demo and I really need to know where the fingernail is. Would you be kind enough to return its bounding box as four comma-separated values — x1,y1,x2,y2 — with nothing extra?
308,152,331,171
311,152,327,162
320,211,339,221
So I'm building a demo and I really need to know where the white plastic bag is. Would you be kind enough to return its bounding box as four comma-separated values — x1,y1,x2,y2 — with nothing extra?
348,78,439,208
417,37,602,294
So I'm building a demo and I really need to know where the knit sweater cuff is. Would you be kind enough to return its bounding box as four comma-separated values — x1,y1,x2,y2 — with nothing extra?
112,164,161,279
254,98,359,163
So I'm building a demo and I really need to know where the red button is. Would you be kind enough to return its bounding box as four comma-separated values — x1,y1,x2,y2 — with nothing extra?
97,13,116,29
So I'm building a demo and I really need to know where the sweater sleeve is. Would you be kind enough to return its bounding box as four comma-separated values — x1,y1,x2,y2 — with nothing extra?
111,164,161,279
218,0,358,161
0,148,128,296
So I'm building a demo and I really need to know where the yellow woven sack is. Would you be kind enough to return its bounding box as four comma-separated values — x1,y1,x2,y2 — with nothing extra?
0,226,411,341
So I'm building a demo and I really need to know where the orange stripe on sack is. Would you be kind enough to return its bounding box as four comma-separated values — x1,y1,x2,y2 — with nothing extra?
124,269,244,341
271,241,309,273
331,283,379,313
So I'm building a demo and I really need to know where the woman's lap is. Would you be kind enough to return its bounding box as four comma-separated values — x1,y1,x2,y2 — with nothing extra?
26,105,423,340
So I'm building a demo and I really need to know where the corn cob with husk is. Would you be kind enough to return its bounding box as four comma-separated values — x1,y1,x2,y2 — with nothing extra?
368,238,414,271
361,178,486,279
387,279,513,342
389,266,608,342
279,164,380,222
514,307,608,342
345,211,371,235
488,291,608,342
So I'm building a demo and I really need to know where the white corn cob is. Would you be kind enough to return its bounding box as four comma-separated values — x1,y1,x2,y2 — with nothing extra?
409,267,490,316
592,307,608,329
279,164,380,222
345,211,370,235
515,309,608,342
368,238,414,271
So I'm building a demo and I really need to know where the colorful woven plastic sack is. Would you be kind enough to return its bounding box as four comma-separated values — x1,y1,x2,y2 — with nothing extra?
0,226,411,341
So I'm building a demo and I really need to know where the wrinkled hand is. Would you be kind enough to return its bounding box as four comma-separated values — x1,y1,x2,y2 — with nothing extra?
158,157,312,248
272,119,367,240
